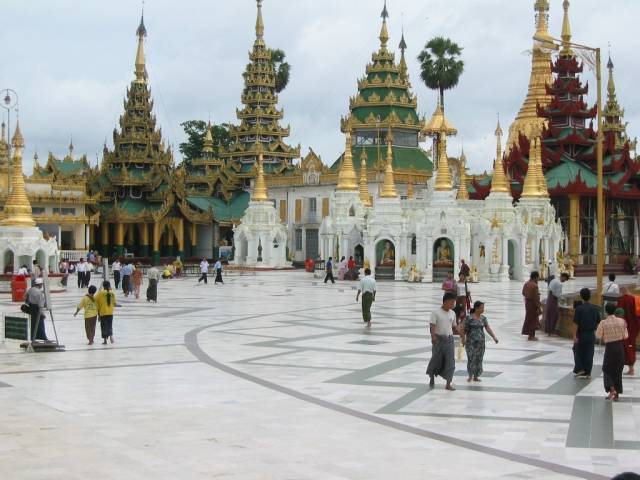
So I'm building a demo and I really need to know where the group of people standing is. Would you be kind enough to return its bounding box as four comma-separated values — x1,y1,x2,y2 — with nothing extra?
522,270,639,402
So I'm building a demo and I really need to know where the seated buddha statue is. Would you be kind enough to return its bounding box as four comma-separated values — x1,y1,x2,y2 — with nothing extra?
380,241,395,266
434,239,453,267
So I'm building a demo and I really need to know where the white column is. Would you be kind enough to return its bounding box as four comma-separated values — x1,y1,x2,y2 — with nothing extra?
85,224,90,250
57,225,62,248
425,236,433,282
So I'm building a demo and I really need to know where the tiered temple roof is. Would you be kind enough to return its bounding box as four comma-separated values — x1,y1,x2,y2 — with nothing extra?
220,0,300,176
330,1,432,176
91,15,176,224
502,11,640,200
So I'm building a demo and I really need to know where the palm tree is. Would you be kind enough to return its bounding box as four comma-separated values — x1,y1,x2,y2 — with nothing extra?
270,49,291,94
417,37,464,110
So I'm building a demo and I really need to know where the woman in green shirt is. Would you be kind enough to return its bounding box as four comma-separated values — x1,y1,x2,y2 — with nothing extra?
74,285,98,345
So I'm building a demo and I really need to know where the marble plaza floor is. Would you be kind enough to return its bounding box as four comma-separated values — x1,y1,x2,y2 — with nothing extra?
0,272,638,479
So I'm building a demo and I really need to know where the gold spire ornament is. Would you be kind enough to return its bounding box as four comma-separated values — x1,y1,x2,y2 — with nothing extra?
255,0,265,46
202,122,214,153
506,0,553,149
336,129,358,191
379,0,389,52
0,120,36,227
135,13,147,83
521,137,549,198
457,149,469,200
423,101,457,137
359,150,371,207
252,150,269,202
398,30,408,80
490,119,510,194
380,128,397,198
434,131,453,191
560,0,573,57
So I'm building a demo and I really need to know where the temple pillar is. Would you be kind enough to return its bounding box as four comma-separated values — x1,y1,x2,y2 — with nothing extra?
190,222,197,258
166,225,175,257
101,223,109,257
114,222,124,256
176,218,185,260
152,222,161,265
568,194,580,259
140,223,150,258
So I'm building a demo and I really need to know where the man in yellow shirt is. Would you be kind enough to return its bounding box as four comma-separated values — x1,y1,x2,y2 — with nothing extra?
95,281,117,345
74,285,98,345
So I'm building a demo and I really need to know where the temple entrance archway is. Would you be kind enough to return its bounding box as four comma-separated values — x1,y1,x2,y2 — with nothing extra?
2,250,14,274
354,244,364,266
433,237,454,282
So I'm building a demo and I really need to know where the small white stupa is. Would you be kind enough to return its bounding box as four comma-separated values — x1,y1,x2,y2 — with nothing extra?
233,149,288,268
0,120,59,274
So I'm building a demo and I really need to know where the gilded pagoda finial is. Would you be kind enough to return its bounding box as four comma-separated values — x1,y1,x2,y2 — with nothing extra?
457,149,469,200
337,127,358,191
490,118,510,194
359,149,371,207
434,130,452,191
202,122,214,154
398,26,408,80
135,11,148,83
0,118,35,227
380,127,397,198
252,150,269,202
379,0,390,52
521,137,548,198
534,0,553,44
560,0,573,57
255,0,265,46
68,135,74,157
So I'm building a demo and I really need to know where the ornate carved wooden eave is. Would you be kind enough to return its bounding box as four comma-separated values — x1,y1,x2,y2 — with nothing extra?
552,57,584,74
150,193,174,223
177,199,212,224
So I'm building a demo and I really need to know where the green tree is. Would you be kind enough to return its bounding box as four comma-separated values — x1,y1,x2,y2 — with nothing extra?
270,48,290,93
417,37,464,110
179,120,232,163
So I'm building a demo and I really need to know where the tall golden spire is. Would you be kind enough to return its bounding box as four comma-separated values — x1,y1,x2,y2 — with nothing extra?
252,149,269,202
380,128,397,198
0,119,36,227
603,55,629,149
0,121,8,162
359,149,371,206
336,128,358,191
255,0,265,46
134,12,147,83
560,0,573,57
521,137,549,198
202,122,214,153
434,131,452,191
398,28,408,80
457,149,469,200
379,1,390,52
506,0,553,149
490,119,510,194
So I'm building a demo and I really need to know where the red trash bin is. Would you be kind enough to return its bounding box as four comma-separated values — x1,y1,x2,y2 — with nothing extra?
11,274,27,302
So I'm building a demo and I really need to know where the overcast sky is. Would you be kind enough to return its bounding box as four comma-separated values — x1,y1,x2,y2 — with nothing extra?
2,0,639,175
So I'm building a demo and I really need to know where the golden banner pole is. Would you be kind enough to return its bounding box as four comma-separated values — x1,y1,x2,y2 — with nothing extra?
595,48,605,302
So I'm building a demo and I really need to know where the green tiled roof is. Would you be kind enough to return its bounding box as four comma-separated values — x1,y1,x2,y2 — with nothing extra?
99,198,161,214
546,160,598,189
351,106,418,124
329,145,432,173
52,159,87,175
186,191,250,222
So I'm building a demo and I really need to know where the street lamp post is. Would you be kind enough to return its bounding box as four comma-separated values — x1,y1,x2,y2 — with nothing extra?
1,89,19,193
533,34,604,300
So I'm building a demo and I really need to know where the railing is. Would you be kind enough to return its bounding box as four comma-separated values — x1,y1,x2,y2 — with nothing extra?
59,250,87,262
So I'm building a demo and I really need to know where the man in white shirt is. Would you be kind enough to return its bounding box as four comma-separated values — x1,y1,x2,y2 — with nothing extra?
112,259,122,289
603,273,620,296
545,272,569,335
76,258,87,289
426,292,458,391
198,258,209,285
356,268,377,327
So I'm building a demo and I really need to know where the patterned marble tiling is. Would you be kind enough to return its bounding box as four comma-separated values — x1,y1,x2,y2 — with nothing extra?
0,271,638,479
